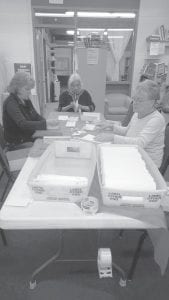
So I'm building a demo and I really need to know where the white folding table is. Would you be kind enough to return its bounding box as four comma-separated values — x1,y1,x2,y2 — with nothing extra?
0,157,169,288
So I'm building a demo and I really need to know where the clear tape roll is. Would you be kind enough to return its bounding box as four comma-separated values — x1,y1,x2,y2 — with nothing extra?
81,197,99,214
97,248,112,268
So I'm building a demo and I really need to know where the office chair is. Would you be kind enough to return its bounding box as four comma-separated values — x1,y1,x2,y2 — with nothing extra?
0,144,15,246
122,101,134,127
159,124,169,176
0,122,33,152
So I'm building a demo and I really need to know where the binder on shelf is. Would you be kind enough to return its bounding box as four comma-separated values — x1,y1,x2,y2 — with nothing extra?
159,25,165,41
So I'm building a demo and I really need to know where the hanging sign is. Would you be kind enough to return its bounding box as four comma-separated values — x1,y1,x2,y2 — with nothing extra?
87,48,99,65
14,63,31,75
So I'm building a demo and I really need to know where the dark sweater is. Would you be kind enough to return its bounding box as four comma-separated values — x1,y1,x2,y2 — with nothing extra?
58,90,95,112
3,93,46,144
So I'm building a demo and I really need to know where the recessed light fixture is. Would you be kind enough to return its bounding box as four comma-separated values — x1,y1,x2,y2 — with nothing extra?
77,12,135,18
35,11,74,17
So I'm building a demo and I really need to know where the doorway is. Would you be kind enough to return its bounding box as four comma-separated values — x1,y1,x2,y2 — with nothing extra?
32,7,138,114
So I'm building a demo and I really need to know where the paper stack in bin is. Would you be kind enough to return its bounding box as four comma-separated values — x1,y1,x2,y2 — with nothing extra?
97,144,167,208
28,140,96,202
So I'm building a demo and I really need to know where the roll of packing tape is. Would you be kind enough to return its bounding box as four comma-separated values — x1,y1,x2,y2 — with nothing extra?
97,248,112,268
81,196,99,214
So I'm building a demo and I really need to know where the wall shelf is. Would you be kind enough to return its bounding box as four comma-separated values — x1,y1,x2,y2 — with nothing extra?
146,37,169,44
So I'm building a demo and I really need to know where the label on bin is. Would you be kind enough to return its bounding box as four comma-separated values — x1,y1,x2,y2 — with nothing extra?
69,188,83,196
147,194,161,203
107,192,122,201
32,186,45,194
47,196,69,201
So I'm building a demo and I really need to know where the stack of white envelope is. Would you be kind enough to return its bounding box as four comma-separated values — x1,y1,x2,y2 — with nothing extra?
34,174,88,187
100,146,156,191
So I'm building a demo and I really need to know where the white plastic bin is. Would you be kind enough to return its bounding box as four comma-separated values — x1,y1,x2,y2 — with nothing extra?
97,144,167,208
28,140,96,202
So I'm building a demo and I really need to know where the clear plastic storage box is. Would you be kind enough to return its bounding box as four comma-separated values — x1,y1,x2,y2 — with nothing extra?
97,144,167,208
28,140,96,202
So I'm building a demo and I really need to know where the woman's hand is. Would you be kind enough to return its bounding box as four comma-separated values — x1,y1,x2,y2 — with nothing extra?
96,121,114,132
71,101,79,112
95,132,114,143
78,104,90,112
46,119,59,128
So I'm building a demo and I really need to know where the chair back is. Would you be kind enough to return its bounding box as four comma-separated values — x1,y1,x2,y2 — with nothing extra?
0,144,14,202
159,124,169,175
106,93,132,108
122,101,134,126
0,123,6,149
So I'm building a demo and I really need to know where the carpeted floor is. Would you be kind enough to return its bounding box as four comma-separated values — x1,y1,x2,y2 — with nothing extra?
0,224,169,300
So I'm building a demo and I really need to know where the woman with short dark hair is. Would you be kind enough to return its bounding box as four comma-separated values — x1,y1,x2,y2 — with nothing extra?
3,72,46,145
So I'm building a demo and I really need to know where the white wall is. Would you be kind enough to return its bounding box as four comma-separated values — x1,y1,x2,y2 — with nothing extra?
132,0,169,93
0,0,35,96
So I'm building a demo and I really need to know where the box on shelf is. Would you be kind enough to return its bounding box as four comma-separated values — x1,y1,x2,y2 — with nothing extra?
97,144,167,208
28,140,96,202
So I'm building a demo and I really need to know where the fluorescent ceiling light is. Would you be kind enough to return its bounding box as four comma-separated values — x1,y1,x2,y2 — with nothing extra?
77,12,135,18
66,30,80,35
108,36,124,38
107,28,133,31
78,28,105,32
35,11,135,19
35,11,74,17
66,30,74,35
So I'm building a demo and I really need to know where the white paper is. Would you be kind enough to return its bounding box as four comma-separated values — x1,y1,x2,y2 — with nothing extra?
83,112,101,121
66,121,76,127
87,48,99,64
150,42,160,55
58,115,69,121
43,136,71,143
83,124,96,131
82,134,95,141
68,116,79,122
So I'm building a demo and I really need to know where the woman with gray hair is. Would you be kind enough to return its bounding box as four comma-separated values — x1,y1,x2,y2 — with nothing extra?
58,73,95,112
96,80,165,167
3,72,46,145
